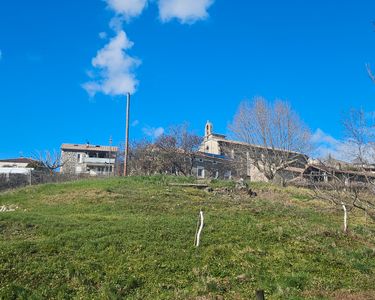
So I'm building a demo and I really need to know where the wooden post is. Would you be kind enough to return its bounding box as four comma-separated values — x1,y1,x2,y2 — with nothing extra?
256,290,265,300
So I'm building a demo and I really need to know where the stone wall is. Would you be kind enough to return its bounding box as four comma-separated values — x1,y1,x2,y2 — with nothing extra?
61,151,80,174
191,154,236,180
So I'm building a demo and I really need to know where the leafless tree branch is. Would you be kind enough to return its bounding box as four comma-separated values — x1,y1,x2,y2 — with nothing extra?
228,97,311,181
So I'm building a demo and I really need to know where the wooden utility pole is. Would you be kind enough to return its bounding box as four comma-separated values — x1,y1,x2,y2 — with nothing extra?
123,93,130,176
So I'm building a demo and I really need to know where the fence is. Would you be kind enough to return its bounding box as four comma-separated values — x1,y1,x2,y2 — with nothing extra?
0,171,94,192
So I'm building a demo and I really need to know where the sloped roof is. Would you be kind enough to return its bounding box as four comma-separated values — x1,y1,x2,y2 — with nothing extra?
304,164,375,178
350,157,375,167
212,135,307,157
61,143,118,152
284,166,305,173
0,158,36,164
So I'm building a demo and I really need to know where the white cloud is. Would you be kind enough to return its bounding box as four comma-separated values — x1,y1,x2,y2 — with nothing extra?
99,32,107,39
311,129,353,161
311,128,375,163
105,0,214,23
83,30,140,97
131,120,140,127
143,126,165,138
311,128,339,146
158,0,214,23
84,0,216,97
106,0,148,20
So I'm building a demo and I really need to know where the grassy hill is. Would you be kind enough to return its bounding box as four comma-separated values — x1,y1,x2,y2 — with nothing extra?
0,176,374,299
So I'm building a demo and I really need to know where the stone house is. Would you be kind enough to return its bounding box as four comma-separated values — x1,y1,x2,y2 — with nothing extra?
60,143,118,176
195,121,308,181
191,152,235,180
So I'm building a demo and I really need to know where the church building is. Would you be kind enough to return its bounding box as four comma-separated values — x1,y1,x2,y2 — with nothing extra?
194,121,308,182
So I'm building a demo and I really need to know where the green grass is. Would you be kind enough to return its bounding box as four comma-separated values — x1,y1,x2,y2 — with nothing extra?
0,176,374,299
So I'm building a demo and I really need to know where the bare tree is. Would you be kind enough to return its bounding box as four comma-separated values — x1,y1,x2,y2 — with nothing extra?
307,162,375,233
306,109,375,233
228,97,311,181
155,124,202,176
127,140,167,175
341,108,375,219
123,124,202,176
366,63,375,83
32,150,65,175
342,108,375,164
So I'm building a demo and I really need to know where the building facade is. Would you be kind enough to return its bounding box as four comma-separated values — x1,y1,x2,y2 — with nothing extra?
0,158,35,178
191,152,235,180
303,163,375,186
60,143,118,176
196,121,308,182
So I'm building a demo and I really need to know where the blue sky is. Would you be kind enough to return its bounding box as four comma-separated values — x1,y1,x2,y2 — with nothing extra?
0,0,375,159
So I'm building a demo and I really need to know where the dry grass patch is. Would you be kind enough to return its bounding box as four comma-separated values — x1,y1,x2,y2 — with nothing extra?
38,188,123,205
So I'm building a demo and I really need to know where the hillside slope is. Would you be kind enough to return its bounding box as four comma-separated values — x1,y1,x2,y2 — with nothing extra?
0,176,374,299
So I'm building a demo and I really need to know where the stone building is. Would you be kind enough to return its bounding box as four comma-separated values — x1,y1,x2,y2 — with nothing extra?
196,121,308,181
191,152,235,180
60,143,118,176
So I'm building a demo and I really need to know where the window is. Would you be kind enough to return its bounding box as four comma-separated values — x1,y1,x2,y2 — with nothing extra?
197,167,205,178
77,154,81,162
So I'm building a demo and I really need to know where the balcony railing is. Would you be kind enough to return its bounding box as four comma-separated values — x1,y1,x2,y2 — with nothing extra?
83,157,115,165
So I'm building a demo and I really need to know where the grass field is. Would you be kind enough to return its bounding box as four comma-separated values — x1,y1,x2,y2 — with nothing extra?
0,176,375,299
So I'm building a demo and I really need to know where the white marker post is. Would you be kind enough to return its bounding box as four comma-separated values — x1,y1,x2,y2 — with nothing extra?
195,210,204,247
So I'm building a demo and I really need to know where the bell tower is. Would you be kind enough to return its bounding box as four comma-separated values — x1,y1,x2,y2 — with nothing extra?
205,121,213,137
